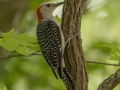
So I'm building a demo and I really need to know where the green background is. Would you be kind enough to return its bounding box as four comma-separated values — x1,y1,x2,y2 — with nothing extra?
0,0,120,90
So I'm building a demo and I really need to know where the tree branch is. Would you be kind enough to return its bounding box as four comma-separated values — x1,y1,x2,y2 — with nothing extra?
86,60,120,66
0,52,120,67
0,51,120,66
97,69,120,90
0,50,42,60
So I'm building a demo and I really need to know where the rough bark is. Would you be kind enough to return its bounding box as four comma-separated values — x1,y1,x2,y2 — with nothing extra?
61,0,88,90
97,69,120,90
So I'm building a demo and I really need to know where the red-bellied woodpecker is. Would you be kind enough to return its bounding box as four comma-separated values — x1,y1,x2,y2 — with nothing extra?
36,1,74,89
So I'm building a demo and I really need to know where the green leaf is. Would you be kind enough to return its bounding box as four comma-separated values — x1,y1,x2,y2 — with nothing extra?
99,42,115,49
108,46,120,60
0,39,14,51
101,42,120,61
55,15,61,23
109,52,120,60
1,28,15,38
0,28,38,56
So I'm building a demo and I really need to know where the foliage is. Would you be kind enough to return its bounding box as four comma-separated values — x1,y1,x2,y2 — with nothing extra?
100,42,120,61
0,0,120,90
0,0,66,90
0,28,38,56
82,0,120,90
55,15,61,23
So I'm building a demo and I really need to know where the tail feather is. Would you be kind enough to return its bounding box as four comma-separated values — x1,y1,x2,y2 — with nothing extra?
51,66,74,89
58,65,63,79
51,69,58,79
62,67,74,90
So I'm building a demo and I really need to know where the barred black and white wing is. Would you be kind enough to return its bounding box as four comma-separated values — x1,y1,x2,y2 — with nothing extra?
36,20,74,89
37,20,62,79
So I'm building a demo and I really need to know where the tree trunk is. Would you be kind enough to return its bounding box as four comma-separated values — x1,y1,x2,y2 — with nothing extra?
61,0,88,90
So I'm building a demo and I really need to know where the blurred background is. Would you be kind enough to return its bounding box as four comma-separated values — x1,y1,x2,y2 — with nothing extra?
0,0,120,90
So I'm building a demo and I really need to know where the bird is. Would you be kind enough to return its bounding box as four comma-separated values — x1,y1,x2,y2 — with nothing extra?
36,1,74,89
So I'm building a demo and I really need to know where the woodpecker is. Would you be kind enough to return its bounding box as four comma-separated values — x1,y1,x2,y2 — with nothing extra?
36,1,74,89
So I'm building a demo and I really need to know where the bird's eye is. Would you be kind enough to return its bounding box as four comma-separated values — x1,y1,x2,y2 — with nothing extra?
46,4,51,7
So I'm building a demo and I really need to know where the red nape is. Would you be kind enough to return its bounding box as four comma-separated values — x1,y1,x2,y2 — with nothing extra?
36,5,42,23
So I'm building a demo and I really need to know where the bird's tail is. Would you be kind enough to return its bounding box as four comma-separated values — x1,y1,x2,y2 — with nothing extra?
62,67,74,90
53,66,74,89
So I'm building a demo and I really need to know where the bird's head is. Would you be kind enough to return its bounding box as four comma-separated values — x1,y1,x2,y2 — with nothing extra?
36,2,64,23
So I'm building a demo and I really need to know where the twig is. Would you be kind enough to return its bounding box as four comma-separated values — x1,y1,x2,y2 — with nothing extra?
0,52,120,67
86,60,120,66
0,50,42,60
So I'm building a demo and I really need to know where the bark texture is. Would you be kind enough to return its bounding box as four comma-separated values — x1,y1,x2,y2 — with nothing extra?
97,69,120,90
61,0,88,90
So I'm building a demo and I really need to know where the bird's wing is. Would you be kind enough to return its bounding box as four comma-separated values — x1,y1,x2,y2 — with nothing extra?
37,20,62,79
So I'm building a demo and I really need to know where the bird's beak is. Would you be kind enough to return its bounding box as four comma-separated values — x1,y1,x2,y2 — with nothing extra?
54,1,65,7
